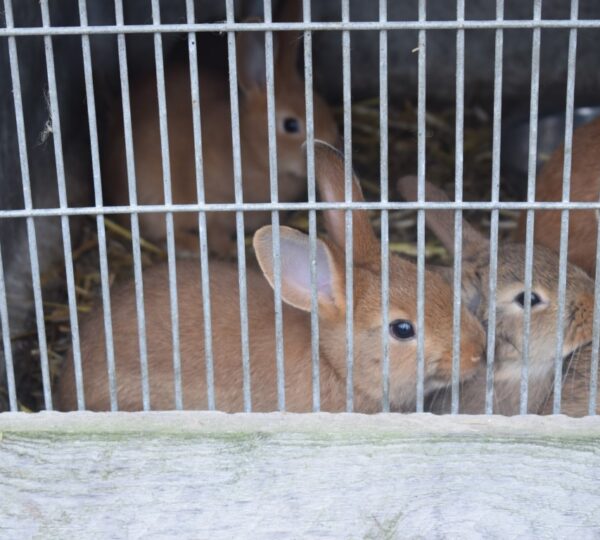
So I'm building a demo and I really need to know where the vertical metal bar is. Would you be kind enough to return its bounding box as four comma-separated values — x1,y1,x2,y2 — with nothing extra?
4,0,53,410
114,0,150,411
38,3,88,411
39,0,85,410
263,0,285,411
451,0,465,414
520,0,543,415
553,0,579,414
341,0,354,412
78,0,118,411
416,0,427,412
590,221,600,415
150,0,183,410
185,0,215,411
485,0,504,415
225,0,252,412
0,244,17,411
303,0,320,412
379,0,390,412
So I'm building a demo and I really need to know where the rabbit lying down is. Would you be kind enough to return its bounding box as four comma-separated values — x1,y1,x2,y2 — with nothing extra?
398,176,595,416
56,143,486,412
104,0,339,258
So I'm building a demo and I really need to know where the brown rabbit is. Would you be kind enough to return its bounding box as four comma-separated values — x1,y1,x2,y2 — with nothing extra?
104,1,339,256
56,143,485,412
518,117,600,416
397,176,595,415
515,116,600,277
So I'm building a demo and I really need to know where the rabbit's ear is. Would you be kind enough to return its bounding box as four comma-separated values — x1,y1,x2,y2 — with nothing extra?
430,264,483,316
274,0,302,80
313,141,379,264
236,18,267,94
396,175,488,256
254,226,344,319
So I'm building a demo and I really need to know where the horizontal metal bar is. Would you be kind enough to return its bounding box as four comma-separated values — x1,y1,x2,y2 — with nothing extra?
2,201,600,218
0,19,599,37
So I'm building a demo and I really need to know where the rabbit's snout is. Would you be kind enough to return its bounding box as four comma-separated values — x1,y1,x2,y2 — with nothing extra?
431,320,485,384
458,347,485,378
460,314,487,373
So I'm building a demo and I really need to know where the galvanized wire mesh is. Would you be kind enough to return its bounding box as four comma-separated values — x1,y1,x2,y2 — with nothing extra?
0,0,599,415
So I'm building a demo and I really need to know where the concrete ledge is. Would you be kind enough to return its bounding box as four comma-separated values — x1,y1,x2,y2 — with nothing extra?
1,412,599,538
2,410,600,438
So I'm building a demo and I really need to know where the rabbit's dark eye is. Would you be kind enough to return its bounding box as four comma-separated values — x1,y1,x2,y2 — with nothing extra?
389,319,415,341
514,291,542,308
283,117,300,134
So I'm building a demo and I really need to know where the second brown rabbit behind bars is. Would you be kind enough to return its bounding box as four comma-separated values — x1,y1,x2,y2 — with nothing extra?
397,176,595,415
513,116,600,415
104,1,338,257
56,143,485,412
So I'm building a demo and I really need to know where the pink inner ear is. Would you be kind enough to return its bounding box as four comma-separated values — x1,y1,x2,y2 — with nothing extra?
281,236,333,300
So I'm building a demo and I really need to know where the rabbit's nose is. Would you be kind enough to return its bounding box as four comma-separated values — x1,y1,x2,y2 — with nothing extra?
465,349,484,367
463,329,486,360
466,340,486,366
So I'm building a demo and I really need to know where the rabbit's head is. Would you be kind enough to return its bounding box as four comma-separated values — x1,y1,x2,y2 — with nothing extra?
397,176,595,385
484,244,594,381
254,144,485,411
236,6,338,184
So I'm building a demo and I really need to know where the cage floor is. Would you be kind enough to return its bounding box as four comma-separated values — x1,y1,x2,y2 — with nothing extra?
8,99,522,412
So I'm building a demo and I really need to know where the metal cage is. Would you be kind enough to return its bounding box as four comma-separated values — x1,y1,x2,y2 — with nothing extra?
1,0,599,416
